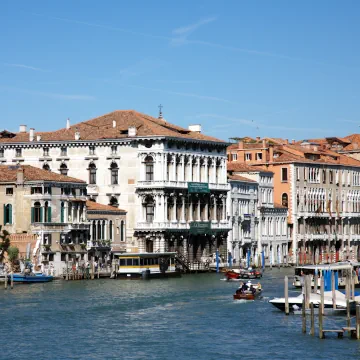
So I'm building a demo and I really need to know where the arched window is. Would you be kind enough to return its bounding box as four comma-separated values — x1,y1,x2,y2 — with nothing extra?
145,156,154,181
282,193,288,207
120,220,124,241
97,221,102,240
89,162,97,184
110,162,118,185
92,221,97,240
109,196,118,207
109,220,113,241
60,163,68,176
43,163,50,171
102,220,106,239
60,202,65,223
33,201,42,223
44,201,51,223
145,196,155,223
3,204,12,224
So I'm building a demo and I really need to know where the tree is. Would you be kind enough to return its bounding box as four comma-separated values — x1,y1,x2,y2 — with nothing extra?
0,225,10,262
7,246,19,265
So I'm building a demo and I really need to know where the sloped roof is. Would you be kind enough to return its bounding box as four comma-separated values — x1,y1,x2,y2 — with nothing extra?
86,200,126,213
0,110,225,144
227,162,273,173
0,165,85,183
227,174,257,183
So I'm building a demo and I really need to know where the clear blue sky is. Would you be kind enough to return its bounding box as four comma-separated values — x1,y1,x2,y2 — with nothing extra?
1,0,360,142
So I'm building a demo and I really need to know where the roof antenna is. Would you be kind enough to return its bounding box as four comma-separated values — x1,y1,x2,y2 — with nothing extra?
158,104,163,120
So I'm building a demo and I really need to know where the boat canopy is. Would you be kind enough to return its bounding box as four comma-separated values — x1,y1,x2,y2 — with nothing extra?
295,262,353,271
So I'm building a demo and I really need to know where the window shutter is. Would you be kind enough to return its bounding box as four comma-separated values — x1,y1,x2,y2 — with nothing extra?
40,207,43,223
31,207,34,223
61,206,64,223
48,207,52,223
3,204,5,224
9,204,12,225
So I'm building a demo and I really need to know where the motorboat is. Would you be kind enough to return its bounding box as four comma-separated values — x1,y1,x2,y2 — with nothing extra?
11,273,53,283
269,290,355,313
233,280,262,300
225,268,262,281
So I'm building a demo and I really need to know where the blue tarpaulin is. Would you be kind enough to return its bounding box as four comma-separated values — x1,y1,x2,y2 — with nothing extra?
216,249,219,273
228,252,232,268
247,249,251,268
335,271,339,290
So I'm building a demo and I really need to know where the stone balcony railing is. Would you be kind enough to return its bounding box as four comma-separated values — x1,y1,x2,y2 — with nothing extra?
135,220,231,231
31,222,90,231
136,180,229,191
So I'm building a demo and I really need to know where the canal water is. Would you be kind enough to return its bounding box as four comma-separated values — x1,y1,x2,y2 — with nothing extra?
1,268,360,360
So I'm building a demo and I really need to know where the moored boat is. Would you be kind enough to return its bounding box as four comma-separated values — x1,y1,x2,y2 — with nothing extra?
225,268,262,281
11,273,53,283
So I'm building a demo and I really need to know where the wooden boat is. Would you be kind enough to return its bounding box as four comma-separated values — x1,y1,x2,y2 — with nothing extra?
226,268,262,280
233,291,257,300
233,281,262,300
11,273,53,283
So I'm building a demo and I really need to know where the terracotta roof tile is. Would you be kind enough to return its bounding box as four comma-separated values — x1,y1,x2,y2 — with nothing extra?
228,174,257,183
227,162,273,173
0,110,225,144
0,165,85,183
86,201,126,213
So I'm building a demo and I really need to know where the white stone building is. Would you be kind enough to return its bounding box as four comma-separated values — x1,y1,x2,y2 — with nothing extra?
0,110,230,267
227,163,289,266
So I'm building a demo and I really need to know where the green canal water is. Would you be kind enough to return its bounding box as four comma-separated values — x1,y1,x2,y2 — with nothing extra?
1,268,360,360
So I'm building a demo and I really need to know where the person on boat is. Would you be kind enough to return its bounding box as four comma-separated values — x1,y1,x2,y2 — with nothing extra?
250,284,256,295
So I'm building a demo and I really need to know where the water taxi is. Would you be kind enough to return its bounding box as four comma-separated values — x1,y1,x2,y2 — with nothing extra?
112,252,181,279
233,281,262,300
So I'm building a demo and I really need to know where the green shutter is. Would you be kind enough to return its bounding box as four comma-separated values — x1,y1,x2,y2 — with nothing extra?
9,204,12,225
47,207,52,223
31,207,34,223
61,206,64,223
40,207,43,223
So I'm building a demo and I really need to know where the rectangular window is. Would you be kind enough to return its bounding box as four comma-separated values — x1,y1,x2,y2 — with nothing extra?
281,168,288,182
126,258,133,266
146,204,154,222
60,147,67,156
146,164,154,181
89,146,96,155
245,153,252,161
44,187,52,195
0,148,4,158
296,168,300,181
15,148,22,157
43,148,49,157
6,188,13,195
231,153,237,161
111,145,117,155
120,259,126,266
256,152,262,161
31,187,43,194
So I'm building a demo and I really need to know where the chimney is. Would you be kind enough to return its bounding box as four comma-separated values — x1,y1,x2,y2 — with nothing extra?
29,128,35,142
256,136,260,142
19,125,27,133
113,120,116,128
292,139,295,144
238,141,244,150
128,126,137,137
269,144,274,160
16,167,24,185
66,118,70,130
37,135,42,141
262,139,267,148
188,124,201,133
285,139,289,145
75,131,80,140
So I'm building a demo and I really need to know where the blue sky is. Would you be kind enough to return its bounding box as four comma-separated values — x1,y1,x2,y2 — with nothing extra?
1,0,360,142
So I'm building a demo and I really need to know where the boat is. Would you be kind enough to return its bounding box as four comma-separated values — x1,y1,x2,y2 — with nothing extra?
10,273,53,283
269,290,356,313
225,267,262,281
293,262,360,289
112,252,181,279
233,280,262,300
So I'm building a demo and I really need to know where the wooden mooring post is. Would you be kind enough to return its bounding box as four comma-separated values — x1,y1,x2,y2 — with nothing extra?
91,257,94,280
285,276,289,315
65,254,69,281
314,271,318,294
310,303,315,336
4,271,7,290
319,276,324,339
332,271,336,310
305,275,310,309
352,273,355,301
10,271,13,289
302,293,306,334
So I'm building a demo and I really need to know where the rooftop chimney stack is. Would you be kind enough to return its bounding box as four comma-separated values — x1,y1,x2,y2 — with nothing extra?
29,128,35,142
238,141,244,149
128,126,137,137
188,124,202,133
113,120,116,128
262,139,267,148
19,125,27,133
66,118,70,130
75,131,80,140
285,139,289,145
16,167,24,185
292,139,295,144
256,136,260,142
37,135,42,141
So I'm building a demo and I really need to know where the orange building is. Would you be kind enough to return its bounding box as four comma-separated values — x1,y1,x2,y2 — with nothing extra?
228,138,360,265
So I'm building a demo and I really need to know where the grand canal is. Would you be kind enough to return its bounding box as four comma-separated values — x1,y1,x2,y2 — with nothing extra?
1,268,360,360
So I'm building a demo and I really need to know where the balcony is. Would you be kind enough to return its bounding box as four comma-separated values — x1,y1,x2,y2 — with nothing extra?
136,180,229,191
135,221,231,232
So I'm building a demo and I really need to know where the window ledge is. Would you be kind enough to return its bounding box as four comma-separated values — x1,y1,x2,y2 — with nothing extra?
106,156,121,160
12,158,24,162
39,157,52,161
56,157,70,161
85,156,99,160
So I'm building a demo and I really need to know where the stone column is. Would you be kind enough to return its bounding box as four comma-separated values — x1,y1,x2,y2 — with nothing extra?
181,196,186,222
181,155,185,182
159,235,165,252
213,196,217,221
163,153,167,181
222,196,226,221
189,197,193,222
90,221,93,241
172,157,176,181
197,157,201,182
104,220,108,240
189,155,193,182
204,158,208,183
173,196,177,222
197,198,201,221
204,197,209,221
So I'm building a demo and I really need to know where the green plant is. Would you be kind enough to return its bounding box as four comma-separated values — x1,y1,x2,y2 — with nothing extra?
0,226,10,262
7,246,19,264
